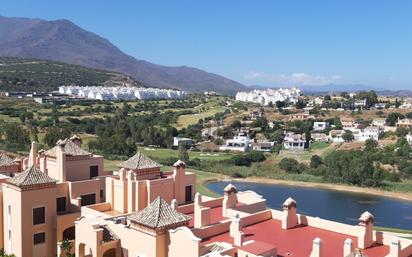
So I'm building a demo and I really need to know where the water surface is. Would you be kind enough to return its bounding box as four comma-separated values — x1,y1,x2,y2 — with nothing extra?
207,181,412,230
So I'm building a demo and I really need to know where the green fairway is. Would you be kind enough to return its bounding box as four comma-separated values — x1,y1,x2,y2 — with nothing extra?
140,147,237,161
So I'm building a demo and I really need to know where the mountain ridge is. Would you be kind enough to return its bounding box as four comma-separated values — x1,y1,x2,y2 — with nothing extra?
0,15,247,95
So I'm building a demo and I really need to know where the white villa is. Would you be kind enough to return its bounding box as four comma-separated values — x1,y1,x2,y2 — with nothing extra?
220,130,251,152
235,87,301,106
283,132,307,150
59,86,187,101
358,127,380,142
313,122,330,131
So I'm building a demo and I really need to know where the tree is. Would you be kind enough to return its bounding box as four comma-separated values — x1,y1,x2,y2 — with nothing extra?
310,155,323,168
0,248,16,257
296,99,306,109
356,91,378,107
364,139,378,151
279,158,302,173
1,123,30,151
44,127,71,147
342,131,354,142
275,101,286,110
230,120,242,129
178,144,189,163
59,239,74,257
324,95,331,101
386,112,405,126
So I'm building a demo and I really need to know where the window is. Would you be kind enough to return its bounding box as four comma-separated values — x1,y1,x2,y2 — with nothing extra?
33,207,45,225
33,232,45,245
56,197,66,213
90,165,99,179
100,189,105,198
80,193,96,206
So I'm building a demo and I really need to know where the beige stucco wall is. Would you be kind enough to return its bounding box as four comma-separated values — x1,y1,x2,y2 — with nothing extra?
3,184,57,257
168,227,201,257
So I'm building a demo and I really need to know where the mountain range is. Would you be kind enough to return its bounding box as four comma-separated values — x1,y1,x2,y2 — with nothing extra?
0,15,247,95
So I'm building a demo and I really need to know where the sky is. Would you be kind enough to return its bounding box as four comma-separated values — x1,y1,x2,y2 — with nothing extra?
2,0,412,89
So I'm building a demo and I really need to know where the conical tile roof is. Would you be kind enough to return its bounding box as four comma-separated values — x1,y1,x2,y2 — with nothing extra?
119,152,161,170
7,166,57,188
44,139,91,157
0,153,16,167
128,197,191,231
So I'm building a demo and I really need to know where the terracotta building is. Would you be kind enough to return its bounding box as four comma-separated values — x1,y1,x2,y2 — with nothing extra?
0,138,411,257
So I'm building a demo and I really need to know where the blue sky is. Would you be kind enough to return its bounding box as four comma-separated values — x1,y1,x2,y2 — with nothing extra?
2,0,412,89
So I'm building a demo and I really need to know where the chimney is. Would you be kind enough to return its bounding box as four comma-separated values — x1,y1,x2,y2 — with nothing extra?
171,199,178,210
230,213,244,247
29,141,38,167
173,160,186,204
357,211,375,249
310,238,323,257
222,184,238,218
388,238,401,257
343,238,354,257
194,193,210,228
70,134,82,147
281,197,298,229
56,141,66,182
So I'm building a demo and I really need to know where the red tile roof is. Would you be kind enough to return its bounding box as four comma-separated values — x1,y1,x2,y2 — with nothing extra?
201,219,389,257
240,240,277,255
187,206,228,228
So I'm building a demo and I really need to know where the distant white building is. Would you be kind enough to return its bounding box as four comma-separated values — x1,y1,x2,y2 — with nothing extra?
329,130,345,143
251,142,274,152
283,132,307,150
173,137,192,148
313,122,330,131
219,129,251,152
358,127,380,142
235,87,301,106
311,132,329,142
372,118,386,128
400,98,412,109
59,85,187,101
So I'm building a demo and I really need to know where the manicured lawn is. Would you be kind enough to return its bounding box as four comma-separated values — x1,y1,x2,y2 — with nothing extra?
140,147,236,161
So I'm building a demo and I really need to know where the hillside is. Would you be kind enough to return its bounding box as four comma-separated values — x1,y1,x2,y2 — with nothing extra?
0,57,139,92
0,15,247,95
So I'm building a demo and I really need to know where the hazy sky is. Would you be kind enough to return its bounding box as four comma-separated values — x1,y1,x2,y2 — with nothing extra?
2,0,412,89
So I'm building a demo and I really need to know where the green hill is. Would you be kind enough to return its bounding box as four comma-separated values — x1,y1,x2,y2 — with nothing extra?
0,57,141,92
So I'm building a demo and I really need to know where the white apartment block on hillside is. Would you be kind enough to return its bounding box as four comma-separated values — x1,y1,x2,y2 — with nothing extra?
59,85,187,100
235,87,301,106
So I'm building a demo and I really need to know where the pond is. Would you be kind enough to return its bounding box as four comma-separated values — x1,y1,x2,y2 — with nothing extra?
207,181,412,230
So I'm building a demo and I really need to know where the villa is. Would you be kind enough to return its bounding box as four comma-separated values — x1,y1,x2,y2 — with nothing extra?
283,132,307,150
396,118,412,129
372,118,386,128
220,129,251,152
313,121,330,131
329,129,345,143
